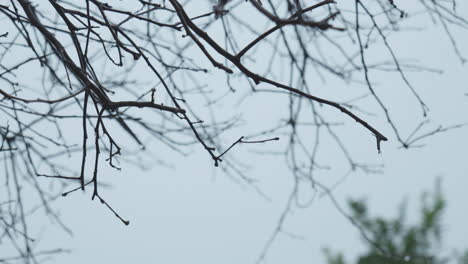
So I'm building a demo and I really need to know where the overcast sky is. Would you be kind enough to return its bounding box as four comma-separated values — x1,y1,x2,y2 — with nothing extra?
2,1,468,263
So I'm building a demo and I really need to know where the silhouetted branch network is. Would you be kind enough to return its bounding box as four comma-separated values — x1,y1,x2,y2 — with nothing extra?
0,0,466,262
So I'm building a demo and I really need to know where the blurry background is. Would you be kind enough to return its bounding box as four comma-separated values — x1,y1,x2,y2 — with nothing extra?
1,0,467,263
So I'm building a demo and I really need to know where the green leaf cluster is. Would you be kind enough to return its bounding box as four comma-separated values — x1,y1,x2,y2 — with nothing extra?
324,180,467,264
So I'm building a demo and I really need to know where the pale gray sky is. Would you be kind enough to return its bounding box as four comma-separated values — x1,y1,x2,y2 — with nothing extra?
2,1,468,263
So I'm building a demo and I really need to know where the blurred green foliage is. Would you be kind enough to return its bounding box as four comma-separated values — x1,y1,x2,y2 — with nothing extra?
323,179,467,264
